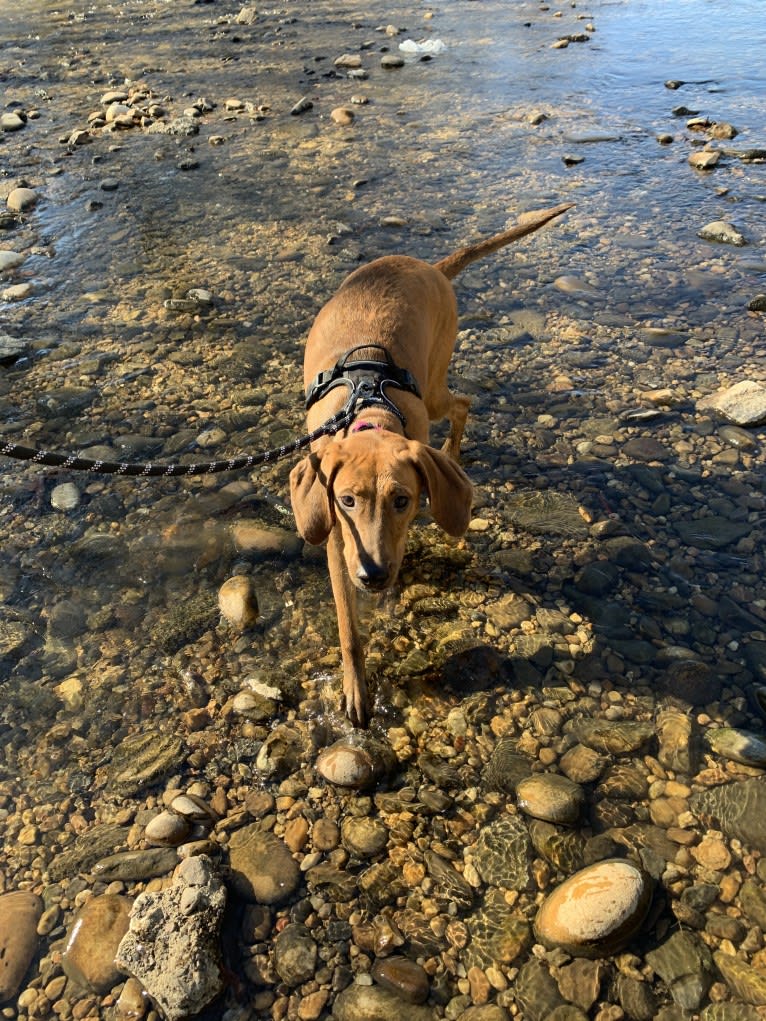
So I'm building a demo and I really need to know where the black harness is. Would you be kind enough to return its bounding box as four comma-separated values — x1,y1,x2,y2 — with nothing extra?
305,344,422,431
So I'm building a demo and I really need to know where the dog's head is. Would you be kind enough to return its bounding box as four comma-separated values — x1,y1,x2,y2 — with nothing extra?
290,430,473,592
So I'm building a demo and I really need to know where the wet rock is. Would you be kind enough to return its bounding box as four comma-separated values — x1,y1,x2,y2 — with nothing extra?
145,810,193,847
333,982,436,1020
689,150,719,169
0,891,42,1002
371,955,429,1004
62,895,132,993
116,856,226,1021
528,820,586,872
706,727,766,767
659,658,721,706
1,112,26,132
331,106,354,125
569,720,653,756
273,923,317,986
675,516,751,549
698,220,747,246
713,951,766,1005
341,816,388,858
91,847,179,881
235,6,258,25
556,958,607,1013
559,744,607,784
228,825,300,904
50,482,81,511
473,814,532,890
290,96,313,116
646,931,714,1010
381,54,405,69
457,1009,512,1021
622,436,669,461
255,724,305,778
0,332,27,363
615,973,657,1020
7,187,37,212
747,294,766,312
505,490,589,537
534,859,653,957
639,327,688,348
317,738,395,788
698,380,766,426
0,250,24,272
656,708,695,773
739,879,766,930
517,773,585,824
481,737,533,793
218,575,259,629
424,851,474,910
48,824,131,881
105,729,185,796
514,958,565,1021
692,778,766,853
231,522,302,558
465,889,532,969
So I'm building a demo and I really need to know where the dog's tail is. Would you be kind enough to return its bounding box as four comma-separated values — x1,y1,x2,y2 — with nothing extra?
433,202,573,280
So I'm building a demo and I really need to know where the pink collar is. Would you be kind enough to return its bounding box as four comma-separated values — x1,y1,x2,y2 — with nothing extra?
351,420,383,433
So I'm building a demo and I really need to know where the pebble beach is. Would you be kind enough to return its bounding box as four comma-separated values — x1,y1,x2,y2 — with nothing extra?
2,1,766,1020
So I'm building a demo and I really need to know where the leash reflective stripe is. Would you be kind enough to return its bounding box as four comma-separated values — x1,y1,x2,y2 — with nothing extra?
0,409,355,478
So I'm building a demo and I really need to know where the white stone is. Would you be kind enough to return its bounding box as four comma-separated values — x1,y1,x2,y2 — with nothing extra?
698,220,747,246
7,187,37,213
0,251,24,273
534,859,652,957
51,483,81,511
316,742,375,788
698,380,766,426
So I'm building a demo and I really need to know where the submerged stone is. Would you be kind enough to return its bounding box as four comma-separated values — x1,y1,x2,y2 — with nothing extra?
706,727,766,767
535,859,653,958
0,892,42,1002
692,778,766,853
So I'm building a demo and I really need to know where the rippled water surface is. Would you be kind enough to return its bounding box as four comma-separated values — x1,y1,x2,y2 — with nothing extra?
1,0,766,1017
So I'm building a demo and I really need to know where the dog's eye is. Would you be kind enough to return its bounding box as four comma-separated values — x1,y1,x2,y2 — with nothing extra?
393,495,410,511
339,494,356,509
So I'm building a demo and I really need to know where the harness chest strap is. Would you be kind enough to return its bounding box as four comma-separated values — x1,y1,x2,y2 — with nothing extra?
305,345,422,430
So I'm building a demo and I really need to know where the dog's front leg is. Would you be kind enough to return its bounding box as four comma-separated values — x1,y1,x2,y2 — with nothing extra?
326,529,369,727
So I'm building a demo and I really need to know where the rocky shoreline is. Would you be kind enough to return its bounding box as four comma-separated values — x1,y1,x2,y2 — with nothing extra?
2,0,766,1019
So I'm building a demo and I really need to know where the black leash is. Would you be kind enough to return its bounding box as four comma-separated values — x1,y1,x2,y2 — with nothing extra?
0,347,418,479
0,408,356,478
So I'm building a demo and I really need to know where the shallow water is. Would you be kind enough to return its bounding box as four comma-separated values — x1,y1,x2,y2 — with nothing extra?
1,0,766,1017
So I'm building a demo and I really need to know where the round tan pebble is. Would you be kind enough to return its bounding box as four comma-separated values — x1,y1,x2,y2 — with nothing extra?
144,810,192,846
117,976,147,1016
311,818,340,851
218,575,258,630
467,964,491,1004
284,817,310,853
331,107,354,126
692,834,731,871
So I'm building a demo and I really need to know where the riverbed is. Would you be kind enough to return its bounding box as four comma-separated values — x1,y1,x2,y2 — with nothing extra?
1,1,766,1019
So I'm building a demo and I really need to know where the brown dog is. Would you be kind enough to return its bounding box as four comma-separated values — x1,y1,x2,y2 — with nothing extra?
290,203,572,726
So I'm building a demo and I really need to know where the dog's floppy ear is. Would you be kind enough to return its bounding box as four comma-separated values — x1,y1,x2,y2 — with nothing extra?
409,443,473,537
289,450,338,545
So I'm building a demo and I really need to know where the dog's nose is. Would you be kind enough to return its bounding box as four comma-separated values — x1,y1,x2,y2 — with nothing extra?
357,562,390,590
